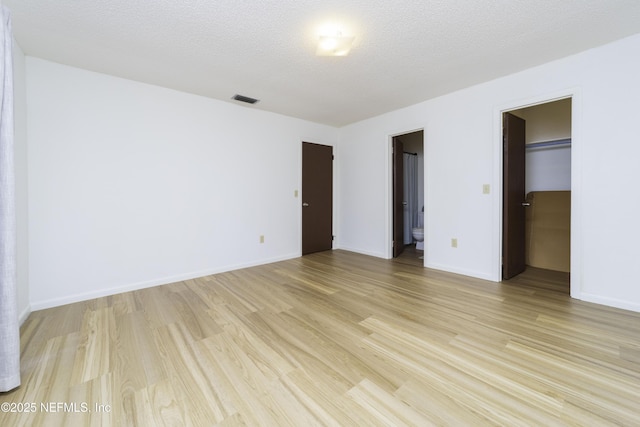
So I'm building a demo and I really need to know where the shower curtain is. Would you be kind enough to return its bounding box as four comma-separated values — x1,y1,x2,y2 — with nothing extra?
0,5,20,392
403,153,418,245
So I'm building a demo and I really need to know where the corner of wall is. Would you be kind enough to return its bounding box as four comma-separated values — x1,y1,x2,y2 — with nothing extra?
18,305,31,326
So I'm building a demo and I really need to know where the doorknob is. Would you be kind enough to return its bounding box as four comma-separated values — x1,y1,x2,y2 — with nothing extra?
302,202,309,207
522,202,531,207
402,201,408,206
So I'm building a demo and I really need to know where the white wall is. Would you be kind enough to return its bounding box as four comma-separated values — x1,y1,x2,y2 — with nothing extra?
338,33,640,312
26,58,338,309
13,41,29,323
339,118,422,258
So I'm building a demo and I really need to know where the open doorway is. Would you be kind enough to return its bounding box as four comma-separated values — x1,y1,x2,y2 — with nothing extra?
392,130,425,264
502,98,572,286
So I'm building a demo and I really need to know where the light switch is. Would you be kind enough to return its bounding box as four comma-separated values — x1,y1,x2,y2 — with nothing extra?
483,184,490,194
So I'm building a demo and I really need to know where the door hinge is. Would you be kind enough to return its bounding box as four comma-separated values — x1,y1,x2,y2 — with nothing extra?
332,235,335,241
332,155,335,160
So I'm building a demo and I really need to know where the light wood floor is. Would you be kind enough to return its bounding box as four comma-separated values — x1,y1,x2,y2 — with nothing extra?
392,245,425,268
2,250,639,426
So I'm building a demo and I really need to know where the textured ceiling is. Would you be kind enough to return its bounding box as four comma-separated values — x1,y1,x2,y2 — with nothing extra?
5,0,640,126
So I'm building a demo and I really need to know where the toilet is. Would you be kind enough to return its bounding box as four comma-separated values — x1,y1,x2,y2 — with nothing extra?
412,211,424,250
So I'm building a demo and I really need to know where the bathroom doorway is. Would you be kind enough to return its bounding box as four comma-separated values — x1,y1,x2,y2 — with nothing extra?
391,130,424,263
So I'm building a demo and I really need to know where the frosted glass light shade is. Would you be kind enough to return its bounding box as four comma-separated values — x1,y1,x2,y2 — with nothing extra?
316,35,355,56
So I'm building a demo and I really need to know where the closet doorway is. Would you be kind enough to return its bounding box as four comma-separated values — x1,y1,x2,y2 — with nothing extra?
391,130,424,263
502,98,572,282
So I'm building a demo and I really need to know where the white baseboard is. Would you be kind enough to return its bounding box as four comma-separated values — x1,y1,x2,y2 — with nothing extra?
30,253,299,311
578,292,640,313
335,245,388,259
424,262,495,282
29,253,639,315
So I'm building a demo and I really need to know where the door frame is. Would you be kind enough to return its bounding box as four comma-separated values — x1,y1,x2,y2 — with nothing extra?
494,89,582,299
386,126,426,260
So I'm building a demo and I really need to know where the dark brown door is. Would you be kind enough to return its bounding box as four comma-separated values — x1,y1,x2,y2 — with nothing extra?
502,112,526,279
392,138,404,257
302,142,333,255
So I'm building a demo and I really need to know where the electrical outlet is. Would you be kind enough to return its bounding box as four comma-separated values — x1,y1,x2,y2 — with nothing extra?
260,235,265,244
451,238,458,248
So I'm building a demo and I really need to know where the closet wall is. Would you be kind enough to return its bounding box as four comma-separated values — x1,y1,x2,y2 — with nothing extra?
511,98,571,193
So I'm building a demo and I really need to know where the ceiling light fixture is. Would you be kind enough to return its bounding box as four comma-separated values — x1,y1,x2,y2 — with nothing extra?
316,33,355,57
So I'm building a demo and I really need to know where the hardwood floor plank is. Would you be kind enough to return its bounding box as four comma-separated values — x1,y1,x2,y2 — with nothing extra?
361,318,568,424
280,368,356,426
71,307,115,385
144,379,192,426
67,372,116,427
2,250,639,426
212,305,297,379
113,311,165,398
505,340,640,424
395,377,493,426
196,334,286,426
346,378,433,426
153,323,228,425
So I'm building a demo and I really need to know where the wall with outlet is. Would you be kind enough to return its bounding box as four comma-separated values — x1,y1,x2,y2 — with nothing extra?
26,58,338,309
339,33,640,311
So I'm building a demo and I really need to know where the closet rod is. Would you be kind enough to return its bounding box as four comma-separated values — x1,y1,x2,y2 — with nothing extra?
526,138,571,149
403,151,418,155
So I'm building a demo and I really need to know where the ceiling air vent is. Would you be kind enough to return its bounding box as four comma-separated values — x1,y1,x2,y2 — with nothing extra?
232,94,260,104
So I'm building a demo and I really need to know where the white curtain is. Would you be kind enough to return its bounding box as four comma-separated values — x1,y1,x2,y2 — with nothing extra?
403,153,418,244
0,4,20,393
